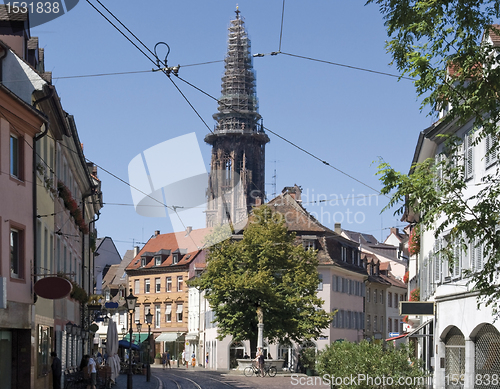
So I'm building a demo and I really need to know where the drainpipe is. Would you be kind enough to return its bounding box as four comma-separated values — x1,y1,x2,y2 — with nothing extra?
32,87,53,297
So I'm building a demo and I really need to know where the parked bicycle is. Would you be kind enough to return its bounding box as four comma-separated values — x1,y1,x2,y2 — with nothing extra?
244,363,277,377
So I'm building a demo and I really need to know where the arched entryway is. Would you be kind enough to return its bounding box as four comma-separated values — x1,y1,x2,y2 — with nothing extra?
444,327,465,389
229,341,245,369
475,324,500,389
278,341,295,371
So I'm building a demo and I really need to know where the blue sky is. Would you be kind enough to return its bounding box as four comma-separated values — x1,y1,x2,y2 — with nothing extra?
31,1,433,256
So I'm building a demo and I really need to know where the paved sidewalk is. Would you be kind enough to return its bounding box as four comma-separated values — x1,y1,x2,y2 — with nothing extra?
114,371,160,389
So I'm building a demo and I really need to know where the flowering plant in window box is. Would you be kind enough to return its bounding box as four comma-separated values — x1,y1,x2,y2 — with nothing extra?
408,226,420,256
403,271,409,284
410,288,420,302
57,181,89,234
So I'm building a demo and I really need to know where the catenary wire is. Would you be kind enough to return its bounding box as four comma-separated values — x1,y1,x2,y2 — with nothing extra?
278,0,286,52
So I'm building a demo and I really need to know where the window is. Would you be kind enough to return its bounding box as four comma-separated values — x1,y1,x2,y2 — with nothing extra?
486,132,498,167
173,253,179,264
165,304,172,322
177,276,183,292
341,246,347,262
373,289,377,304
105,289,110,301
155,256,162,266
367,288,371,302
37,325,51,377
10,228,23,278
155,305,161,329
388,292,392,307
317,274,323,291
141,257,146,267
10,134,22,179
144,306,150,322
388,318,393,333
166,277,172,292
394,319,399,333
145,279,150,293
380,316,384,334
176,304,183,322
394,293,399,307
465,130,474,180
303,239,316,250
332,275,337,292
374,316,378,332
367,315,371,330
134,279,140,294
380,291,384,304
134,307,140,323
155,278,161,293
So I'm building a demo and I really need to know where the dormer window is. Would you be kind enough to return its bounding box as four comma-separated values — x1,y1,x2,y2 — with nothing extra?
141,257,146,267
173,253,179,264
302,235,317,251
155,256,162,266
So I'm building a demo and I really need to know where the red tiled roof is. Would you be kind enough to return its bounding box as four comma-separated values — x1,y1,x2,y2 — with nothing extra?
126,228,211,270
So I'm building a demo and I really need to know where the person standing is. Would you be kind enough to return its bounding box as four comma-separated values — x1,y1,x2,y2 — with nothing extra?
162,351,167,369
255,348,265,377
205,352,209,368
50,352,62,389
182,349,188,368
86,354,97,389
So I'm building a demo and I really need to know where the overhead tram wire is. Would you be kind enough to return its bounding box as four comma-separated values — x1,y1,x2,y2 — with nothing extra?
278,0,286,53
85,1,387,198
174,74,388,198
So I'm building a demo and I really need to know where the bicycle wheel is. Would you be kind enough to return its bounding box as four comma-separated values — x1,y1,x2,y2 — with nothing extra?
244,366,255,377
268,366,277,377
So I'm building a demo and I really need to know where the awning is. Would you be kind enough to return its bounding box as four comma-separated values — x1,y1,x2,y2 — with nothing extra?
118,339,139,350
155,332,180,342
408,319,433,338
176,304,183,313
123,333,149,343
185,333,199,341
165,305,172,314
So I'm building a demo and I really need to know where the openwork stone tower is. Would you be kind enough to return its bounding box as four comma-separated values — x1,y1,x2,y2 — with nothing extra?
205,8,269,228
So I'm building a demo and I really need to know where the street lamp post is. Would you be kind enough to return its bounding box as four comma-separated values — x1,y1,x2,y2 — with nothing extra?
145,310,153,382
137,322,142,364
125,289,137,389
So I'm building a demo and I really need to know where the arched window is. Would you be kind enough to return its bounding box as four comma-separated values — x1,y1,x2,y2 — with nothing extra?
475,324,500,388
229,341,245,369
444,327,465,389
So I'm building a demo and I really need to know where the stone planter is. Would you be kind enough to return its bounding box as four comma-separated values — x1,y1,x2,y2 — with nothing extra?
154,358,161,365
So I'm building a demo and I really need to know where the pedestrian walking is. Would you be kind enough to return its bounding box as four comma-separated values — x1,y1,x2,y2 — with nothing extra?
51,352,62,389
191,352,196,367
182,349,188,368
166,350,171,369
162,351,167,369
205,352,209,367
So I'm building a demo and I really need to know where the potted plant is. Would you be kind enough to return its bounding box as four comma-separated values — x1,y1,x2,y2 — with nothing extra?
301,348,317,376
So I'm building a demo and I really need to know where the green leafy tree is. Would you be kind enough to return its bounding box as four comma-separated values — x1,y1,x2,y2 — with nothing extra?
189,205,333,355
316,340,426,388
368,1,500,313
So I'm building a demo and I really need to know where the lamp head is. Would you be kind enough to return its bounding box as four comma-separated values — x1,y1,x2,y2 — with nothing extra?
125,288,137,311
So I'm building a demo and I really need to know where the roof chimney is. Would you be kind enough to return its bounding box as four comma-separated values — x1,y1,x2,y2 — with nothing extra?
186,226,192,235
334,223,342,234
154,230,160,236
133,246,140,257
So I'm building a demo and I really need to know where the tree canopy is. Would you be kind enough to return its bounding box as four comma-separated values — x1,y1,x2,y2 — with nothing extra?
189,206,332,350
368,1,500,312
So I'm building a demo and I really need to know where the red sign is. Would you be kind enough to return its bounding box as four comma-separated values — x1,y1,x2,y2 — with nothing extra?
34,277,72,299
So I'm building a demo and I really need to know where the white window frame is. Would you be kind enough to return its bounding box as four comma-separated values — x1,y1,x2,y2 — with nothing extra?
176,304,183,322
155,278,161,293
177,276,183,292
145,279,150,294
166,277,172,292
165,304,172,322
155,305,161,329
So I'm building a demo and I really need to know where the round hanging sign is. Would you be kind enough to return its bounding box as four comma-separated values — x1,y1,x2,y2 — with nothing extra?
34,277,72,299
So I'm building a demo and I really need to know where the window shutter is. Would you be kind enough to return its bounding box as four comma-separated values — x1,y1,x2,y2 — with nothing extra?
453,237,461,277
475,238,483,272
465,131,474,179
434,240,441,283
